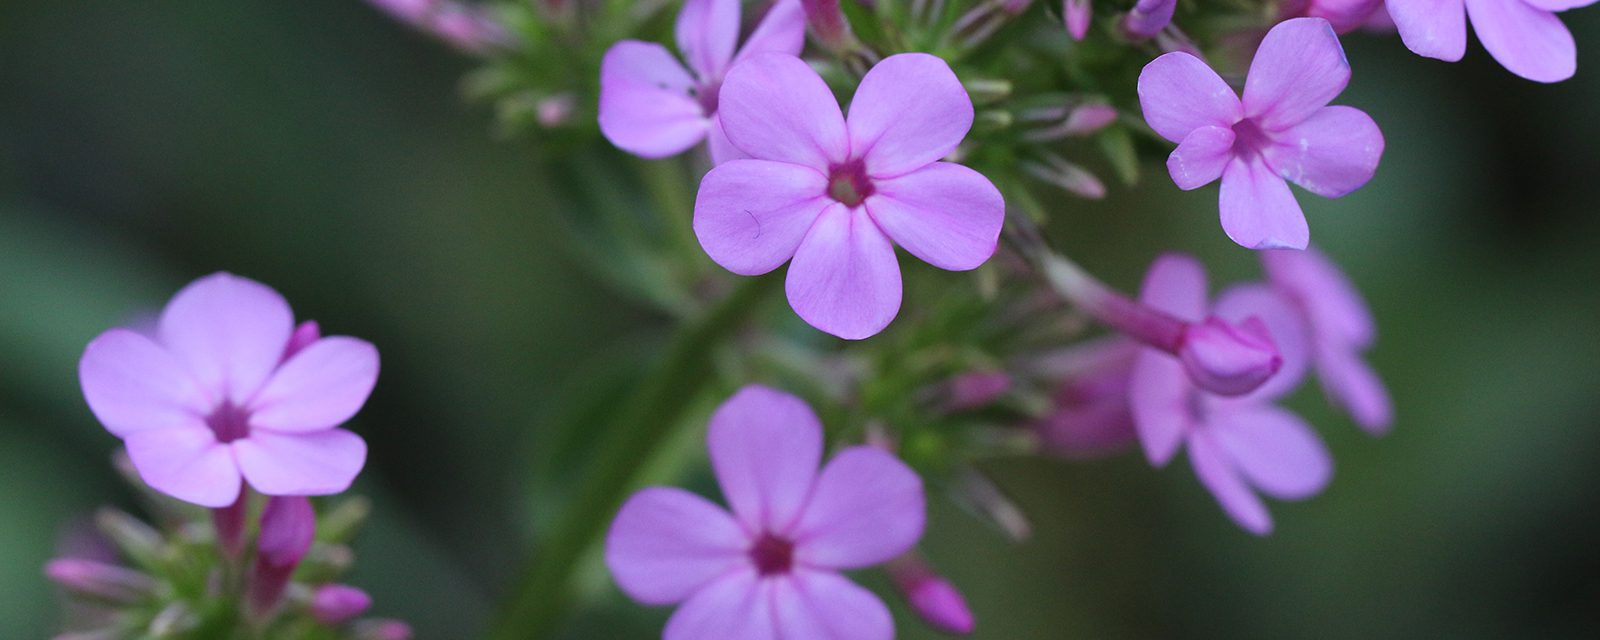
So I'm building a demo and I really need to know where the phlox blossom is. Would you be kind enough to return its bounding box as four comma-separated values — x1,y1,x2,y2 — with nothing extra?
1388,0,1594,82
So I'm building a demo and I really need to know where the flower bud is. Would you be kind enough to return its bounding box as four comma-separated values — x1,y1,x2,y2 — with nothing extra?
940,371,1012,413
249,496,316,616
1120,0,1175,39
1178,316,1281,396
801,0,855,51
889,555,975,635
356,619,415,640
1063,0,1092,40
284,320,322,361
44,559,155,604
312,584,374,625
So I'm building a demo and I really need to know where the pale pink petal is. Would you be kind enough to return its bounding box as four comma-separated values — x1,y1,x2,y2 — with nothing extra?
772,569,895,640
789,447,924,569
718,53,849,170
1261,246,1374,348
864,162,1004,271
676,0,741,79
1137,252,1208,321
785,204,902,340
1522,0,1597,11
598,41,710,159
1168,126,1236,191
708,385,823,532
1465,0,1576,82
1387,0,1468,62
248,337,379,433
1211,284,1309,401
1316,343,1394,434
124,425,242,508
80,329,208,437
732,0,807,66
158,273,295,404
605,487,750,605
693,160,830,275
1129,350,1193,467
706,114,752,165
1186,429,1272,535
1136,52,1242,143
1260,105,1383,198
1207,405,1332,500
847,53,974,178
1219,156,1309,250
233,429,367,496
1243,18,1351,131
663,568,778,640
1307,0,1385,32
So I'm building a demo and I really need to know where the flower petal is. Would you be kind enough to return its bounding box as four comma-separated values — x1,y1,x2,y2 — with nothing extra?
124,425,241,508
785,204,902,340
1316,342,1394,434
1129,350,1193,467
718,53,848,170
1261,246,1374,348
1186,429,1273,535
1211,284,1309,401
772,569,895,640
708,385,823,532
1208,405,1333,500
789,447,924,570
1243,18,1352,131
1387,0,1468,62
1167,126,1236,191
605,487,750,605
706,113,751,165
1522,0,1597,11
676,0,741,79
233,429,367,496
864,162,1004,271
1260,105,1383,198
1219,156,1309,250
1136,52,1242,143
732,0,807,66
80,329,209,437
1465,0,1576,83
158,272,295,404
1138,252,1209,320
663,568,777,640
847,53,974,178
1307,0,1386,32
598,41,709,159
693,160,830,275
248,337,379,432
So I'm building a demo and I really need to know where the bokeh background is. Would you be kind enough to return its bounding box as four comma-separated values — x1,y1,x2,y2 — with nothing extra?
3,1,1599,638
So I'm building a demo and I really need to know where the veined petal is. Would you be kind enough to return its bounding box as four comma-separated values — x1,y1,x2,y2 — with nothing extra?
158,272,295,404
1137,52,1242,143
676,0,741,80
1387,0,1468,61
1466,0,1576,83
249,337,379,433
663,568,777,640
785,204,903,340
598,41,710,159
789,447,924,570
772,569,895,640
1261,105,1383,198
1208,404,1333,500
864,162,1004,271
1243,18,1352,131
693,160,830,275
234,429,367,496
124,425,242,508
605,487,750,605
80,329,209,437
1187,429,1273,535
719,53,848,170
732,0,807,66
708,385,823,533
1211,284,1309,401
847,53,974,178
1168,126,1236,191
1219,156,1309,250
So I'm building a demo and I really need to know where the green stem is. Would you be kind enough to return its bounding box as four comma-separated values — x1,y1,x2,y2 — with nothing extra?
492,276,778,640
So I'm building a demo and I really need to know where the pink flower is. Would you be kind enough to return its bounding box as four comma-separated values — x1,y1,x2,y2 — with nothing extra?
1388,0,1594,82
1064,0,1092,40
1262,246,1393,434
1137,17,1384,250
694,53,1006,339
605,385,925,640
1128,254,1333,535
1121,0,1176,39
79,273,378,508
599,0,806,163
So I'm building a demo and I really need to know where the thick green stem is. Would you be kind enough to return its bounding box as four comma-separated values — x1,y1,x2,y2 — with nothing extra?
492,276,778,640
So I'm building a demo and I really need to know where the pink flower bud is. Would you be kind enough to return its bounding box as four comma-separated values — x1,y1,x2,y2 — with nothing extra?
1063,0,1092,40
941,371,1012,412
212,491,249,558
889,555,976,635
249,496,316,616
1061,103,1117,136
1178,316,1282,396
44,558,155,603
284,320,322,361
356,619,415,640
312,584,374,625
801,0,854,50
1120,0,1175,40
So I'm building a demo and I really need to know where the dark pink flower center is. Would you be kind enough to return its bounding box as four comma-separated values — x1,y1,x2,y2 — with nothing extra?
206,402,251,444
827,160,875,207
693,80,721,115
749,533,795,576
1230,118,1272,160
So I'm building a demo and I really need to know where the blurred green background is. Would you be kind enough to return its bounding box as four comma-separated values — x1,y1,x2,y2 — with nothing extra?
3,1,1599,638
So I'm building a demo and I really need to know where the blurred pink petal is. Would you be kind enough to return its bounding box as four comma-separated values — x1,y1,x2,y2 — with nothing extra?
250,337,379,433
663,569,777,640
733,0,807,66
1208,404,1333,500
675,0,741,79
158,272,294,403
124,425,241,508
790,448,925,569
80,329,208,437
597,41,709,159
708,385,824,532
772,569,896,640
1211,284,1310,400
1187,429,1273,535
233,429,367,496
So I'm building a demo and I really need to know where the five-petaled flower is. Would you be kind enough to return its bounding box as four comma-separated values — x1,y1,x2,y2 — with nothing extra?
1388,0,1594,83
599,0,805,163
79,273,378,508
606,385,925,640
694,52,1006,339
1138,17,1384,250
1128,254,1333,535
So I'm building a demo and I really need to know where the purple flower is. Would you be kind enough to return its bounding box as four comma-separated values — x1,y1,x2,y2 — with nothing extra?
695,53,1006,339
250,496,316,615
79,273,378,508
599,0,806,163
1129,254,1333,535
311,584,374,625
1388,0,1594,82
1121,0,1176,39
1064,0,1092,40
887,554,975,635
605,385,925,640
1262,246,1393,433
1138,17,1384,250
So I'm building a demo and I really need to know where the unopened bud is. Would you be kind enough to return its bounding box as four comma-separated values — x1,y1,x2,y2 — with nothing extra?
889,554,975,635
1178,316,1281,396
249,496,316,616
1120,0,1175,40
44,559,155,604
312,584,374,625
1063,0,1091,40
940,371,1012,413
355,619,415,640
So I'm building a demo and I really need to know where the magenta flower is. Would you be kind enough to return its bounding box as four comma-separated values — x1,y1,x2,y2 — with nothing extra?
606,385,925,640
598,0,805,163
79,273,378,508
1138,17,1383,250
1388,0,1594,82
1129,254,1333,535
1262,246,1393,434
694,53,1006,339
1064,0,1092,40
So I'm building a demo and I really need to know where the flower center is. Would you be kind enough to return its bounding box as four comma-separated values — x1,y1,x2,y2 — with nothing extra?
693,80,721,115
827,161,874,207
206,402,251,444
749,533,795,576
1230,118,1271,159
